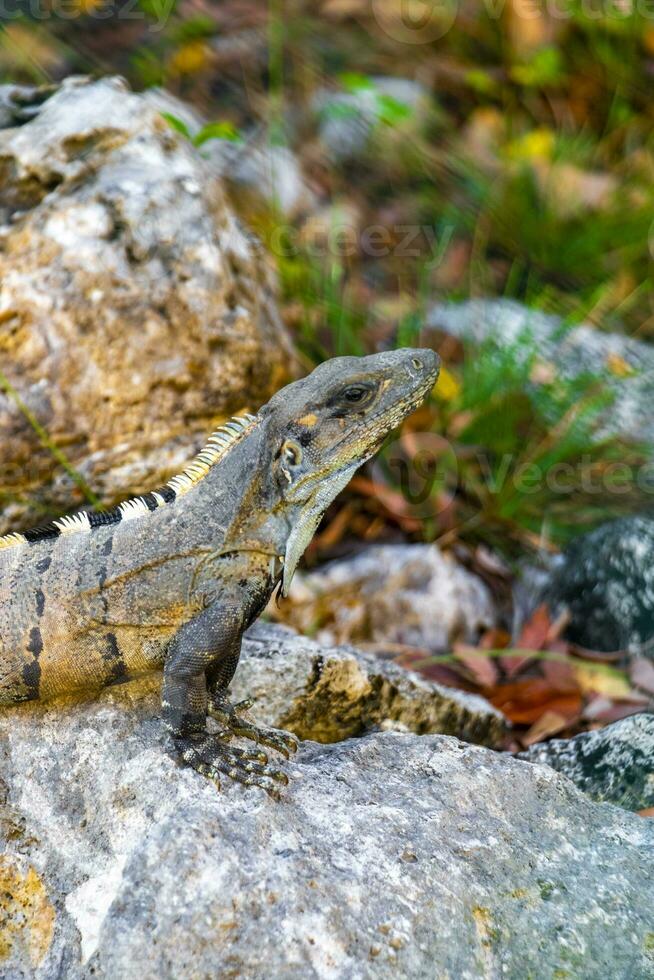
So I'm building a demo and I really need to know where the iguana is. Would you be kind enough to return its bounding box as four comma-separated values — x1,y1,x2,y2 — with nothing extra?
0,348,440,795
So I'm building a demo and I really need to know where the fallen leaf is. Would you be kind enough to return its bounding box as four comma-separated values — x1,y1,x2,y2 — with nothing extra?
453,643,499,688
479,628,512,649
571,662,632,699
638,807,654,818
501,604,551,676
349,475,422,531
630,657,654,696
606,352,636,377
433,364,461,401
489,677,581,725
312,501,356,551
521,710,569,746
505,127,555,163
541,656,575,688
168,41,211,76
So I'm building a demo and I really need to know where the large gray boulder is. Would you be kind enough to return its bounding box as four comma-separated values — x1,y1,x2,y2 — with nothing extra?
0,628,652,979
520,713,654,811
0,76,293,533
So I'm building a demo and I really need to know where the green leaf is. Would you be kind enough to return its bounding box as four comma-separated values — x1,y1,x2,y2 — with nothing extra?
338,72,374,92
376,93,413,125
320,102,362,122
160,112,192,141
193,121,243,146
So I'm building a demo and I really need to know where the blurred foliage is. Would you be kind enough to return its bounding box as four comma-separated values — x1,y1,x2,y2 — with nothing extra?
1,0,653,559
433,331,649,551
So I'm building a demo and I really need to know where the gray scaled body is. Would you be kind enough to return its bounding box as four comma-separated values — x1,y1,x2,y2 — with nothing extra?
0,348,440,793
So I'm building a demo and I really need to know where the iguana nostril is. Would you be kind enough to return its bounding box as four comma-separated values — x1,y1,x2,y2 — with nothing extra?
411,357,422,371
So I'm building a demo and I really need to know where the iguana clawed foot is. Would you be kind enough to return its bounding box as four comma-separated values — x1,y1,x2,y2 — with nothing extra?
173,697,299,797
174,734,289,799
207,695,300,760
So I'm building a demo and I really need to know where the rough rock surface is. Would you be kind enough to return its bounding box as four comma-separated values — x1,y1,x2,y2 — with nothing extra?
211,139,317,220
313,77,430,161
270,543,497,654
0,668,652,978
545,515,654,657
0,76,292,532
233,623,505,747
428,297,654,448
520,713,654,812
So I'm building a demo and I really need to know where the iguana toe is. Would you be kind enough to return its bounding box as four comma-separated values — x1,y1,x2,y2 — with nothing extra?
174,734,287,797
207,696,300,759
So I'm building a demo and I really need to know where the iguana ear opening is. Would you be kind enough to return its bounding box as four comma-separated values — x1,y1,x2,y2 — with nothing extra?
278,439,303,488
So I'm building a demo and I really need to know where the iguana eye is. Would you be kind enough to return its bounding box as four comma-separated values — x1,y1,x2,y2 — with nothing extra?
343,385,367,403
327,380,376,416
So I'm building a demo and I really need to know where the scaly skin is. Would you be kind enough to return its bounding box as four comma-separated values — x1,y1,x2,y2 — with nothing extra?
0,349,440,795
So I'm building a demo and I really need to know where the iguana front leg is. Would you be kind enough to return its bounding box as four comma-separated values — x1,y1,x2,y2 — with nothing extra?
205,639,299,760
162,602,290,796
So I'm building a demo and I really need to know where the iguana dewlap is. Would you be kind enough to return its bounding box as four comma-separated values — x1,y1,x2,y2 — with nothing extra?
0,349,440,794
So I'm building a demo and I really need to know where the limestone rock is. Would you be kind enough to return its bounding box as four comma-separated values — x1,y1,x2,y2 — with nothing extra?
313,76,430,162
270,544,497,654
210,139,318,220
234,623,505,747
520,713,654,811
427,297,654,448
0,657,651,978
0,75,293,533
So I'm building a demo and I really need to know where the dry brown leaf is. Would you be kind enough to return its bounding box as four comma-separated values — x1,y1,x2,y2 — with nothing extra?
630,658,654,696
489,677,581,726
571,662,632,699
452,644,499,688
521,710,569,747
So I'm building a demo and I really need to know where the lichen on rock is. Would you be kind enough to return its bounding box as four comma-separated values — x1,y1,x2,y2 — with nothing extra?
520,712,654,811
234,624,505,747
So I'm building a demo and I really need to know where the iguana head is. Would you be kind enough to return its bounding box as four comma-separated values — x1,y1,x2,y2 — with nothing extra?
259,347,440,593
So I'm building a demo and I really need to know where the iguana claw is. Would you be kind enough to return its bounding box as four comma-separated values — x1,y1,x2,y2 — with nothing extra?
174,734,289,799
207,695,300,760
